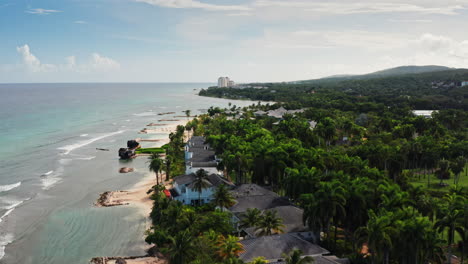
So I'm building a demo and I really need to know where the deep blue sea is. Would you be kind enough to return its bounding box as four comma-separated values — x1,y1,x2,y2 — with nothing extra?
0,83,254,264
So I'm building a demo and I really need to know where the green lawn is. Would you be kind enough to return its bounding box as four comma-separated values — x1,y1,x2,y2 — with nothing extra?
409,166,468,194
135,147,166,155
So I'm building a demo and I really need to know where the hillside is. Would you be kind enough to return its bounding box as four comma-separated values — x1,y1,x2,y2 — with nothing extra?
367,65,453,77
200,67,468,110
302,65,457,83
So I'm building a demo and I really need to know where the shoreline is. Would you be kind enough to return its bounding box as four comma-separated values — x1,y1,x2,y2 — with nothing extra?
91,118,186,263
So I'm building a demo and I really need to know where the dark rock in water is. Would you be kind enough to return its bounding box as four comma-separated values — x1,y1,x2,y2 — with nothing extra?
127,140,139,149
119,167,134,173
115,258,127,264
96,148,110,151
118,148,135,159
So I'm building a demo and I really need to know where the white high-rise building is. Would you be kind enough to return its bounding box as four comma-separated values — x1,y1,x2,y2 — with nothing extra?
217,77,230,87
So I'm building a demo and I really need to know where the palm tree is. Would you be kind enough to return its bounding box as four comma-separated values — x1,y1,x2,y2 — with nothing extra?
212,184,235,211
216,235,244,260
148,156,163,185
356,210,397,264
166,230,196,264
193,169,210,205
435,193,465,264
451,156,466,186
255,210,285,236
312,181,347,240
184,109,191,119
283,249,314,264
165,154,172,181
437,159,451,186
239,208,262,229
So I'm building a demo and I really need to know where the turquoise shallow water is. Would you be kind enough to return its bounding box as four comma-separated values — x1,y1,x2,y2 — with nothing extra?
0,83,255,264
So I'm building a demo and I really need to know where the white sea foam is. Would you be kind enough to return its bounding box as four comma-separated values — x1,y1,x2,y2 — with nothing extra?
0,182,21,193
41,177,62,190
57,130,124,155
0,197,31,223
80,134,88,137
0,209,14,224
125,119,131,122
1,197,31,211
0,233,14,260
75,156,96,161
41,170,54,176
40,159,71,190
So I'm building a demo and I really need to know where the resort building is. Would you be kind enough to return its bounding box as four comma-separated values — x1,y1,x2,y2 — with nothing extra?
218,77,230,87
170,173,234,205
254,107,305,119
229,184,314,241
462,81,468,87
412,110,438,118
239,233,344,263
217,76,236,88
185,136,219,175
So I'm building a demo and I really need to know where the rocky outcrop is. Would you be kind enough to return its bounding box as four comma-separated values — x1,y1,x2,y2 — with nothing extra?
90,255,153,264
119,167,134,173
115,258,127,264
94,191,130,207
157,112,175,115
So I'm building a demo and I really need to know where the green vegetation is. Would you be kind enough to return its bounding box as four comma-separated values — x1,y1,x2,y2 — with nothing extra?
135,147,166,154
200,68,468,110
191,68,467,263
145,69,467,263
145,185,241,264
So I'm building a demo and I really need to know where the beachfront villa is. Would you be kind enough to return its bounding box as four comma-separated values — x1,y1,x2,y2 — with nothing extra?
412,110,438,118
169,136,233,205
228,184,314,241
185,136,220,175
254,107,306,119
170,173,234,205
239,233,345,264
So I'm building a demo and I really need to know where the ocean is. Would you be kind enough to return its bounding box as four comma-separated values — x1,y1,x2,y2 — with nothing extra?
0,83,254,264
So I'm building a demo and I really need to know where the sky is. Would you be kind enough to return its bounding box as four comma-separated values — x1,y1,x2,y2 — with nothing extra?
1,0,468,83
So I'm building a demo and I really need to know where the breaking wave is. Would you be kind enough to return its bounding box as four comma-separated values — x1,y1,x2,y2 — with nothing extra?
0,182,21,193
57,131,124,155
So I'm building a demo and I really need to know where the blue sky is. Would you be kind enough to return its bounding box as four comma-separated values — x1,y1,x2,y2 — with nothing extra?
1,0,468,83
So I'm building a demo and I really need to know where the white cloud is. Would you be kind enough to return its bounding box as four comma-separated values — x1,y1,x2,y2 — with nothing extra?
135,0,251,11
387,19,433,23
90,53,121,71
418,33,468,59
15,45,120,74
242,29,408,53
16,45,57,72
26,8,61,15
253,1,466,15
65,56,77,70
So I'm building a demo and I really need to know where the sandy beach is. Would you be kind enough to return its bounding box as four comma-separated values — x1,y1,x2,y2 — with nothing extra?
95,173,156,215
92,119,186,264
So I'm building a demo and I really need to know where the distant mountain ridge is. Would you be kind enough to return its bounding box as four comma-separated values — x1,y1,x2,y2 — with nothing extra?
301,65,458,83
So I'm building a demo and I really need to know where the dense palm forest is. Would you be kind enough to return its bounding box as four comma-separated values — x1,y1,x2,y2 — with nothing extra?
199,69,468,110
145,68,467,264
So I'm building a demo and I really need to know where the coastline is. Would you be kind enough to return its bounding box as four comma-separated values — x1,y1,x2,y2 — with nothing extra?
0,84,258,264
91,118,186,263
